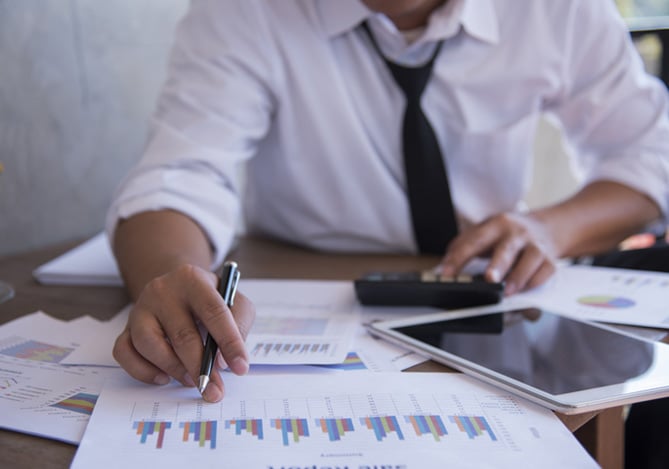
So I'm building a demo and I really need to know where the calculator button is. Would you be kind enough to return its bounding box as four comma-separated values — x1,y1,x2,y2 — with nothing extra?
421,271,438,282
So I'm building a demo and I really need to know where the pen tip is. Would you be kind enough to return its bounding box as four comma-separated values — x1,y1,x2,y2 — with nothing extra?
198,375,209,395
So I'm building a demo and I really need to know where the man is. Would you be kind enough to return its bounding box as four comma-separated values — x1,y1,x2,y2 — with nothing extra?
107,0,669,404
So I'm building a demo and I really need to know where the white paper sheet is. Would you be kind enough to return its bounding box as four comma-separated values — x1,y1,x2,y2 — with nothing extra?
61,306,130,367
515,264,669,329
239,280,360,364
72,372,598,469
32,232,122,286
0,311,125,443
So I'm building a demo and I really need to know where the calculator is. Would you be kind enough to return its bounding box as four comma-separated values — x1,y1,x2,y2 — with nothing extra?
354,270,504,310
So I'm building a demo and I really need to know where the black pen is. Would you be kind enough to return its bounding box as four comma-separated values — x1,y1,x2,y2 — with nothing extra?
198,260,240,394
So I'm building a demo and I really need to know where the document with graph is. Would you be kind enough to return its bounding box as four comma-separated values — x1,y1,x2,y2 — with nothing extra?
239,280,360,364
516,264,669,328
72,373,597,469
0,311,125,443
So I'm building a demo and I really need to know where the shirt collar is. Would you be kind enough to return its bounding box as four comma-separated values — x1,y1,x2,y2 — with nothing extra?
316,0,499,44
317,0,369,38
459,0,499,44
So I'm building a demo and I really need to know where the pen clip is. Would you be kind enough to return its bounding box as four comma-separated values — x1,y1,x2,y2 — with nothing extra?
229,270,240,306
219,261,241,307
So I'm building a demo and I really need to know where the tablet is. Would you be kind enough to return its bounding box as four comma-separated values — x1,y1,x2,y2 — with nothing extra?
366,304,669,414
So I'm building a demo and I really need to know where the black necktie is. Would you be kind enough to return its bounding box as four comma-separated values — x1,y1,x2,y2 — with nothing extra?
363,23,457,254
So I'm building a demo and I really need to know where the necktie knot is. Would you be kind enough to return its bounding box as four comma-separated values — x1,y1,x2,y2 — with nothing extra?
361,22,443,102
385,61,432,101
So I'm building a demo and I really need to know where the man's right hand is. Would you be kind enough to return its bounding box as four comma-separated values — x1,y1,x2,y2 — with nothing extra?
112,264,255,403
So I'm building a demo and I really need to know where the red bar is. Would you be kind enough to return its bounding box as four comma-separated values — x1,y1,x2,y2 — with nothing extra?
297,419,305,435
156,423,166,449
386,417,396,431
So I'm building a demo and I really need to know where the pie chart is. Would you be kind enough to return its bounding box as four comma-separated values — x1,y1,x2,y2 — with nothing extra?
578,295,636,308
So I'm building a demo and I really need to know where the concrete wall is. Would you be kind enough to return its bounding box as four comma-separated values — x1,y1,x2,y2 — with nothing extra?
0,0,188,256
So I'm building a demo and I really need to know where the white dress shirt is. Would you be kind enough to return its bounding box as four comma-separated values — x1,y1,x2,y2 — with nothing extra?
106,0,669,268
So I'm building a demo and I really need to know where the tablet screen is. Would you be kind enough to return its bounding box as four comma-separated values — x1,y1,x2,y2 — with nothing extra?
392,307,655,395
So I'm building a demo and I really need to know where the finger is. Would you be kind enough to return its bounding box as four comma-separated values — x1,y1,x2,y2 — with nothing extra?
196,296,251,376
206,299,253,372
113,328,171,385
230,292,256,342
524,259,556,291
215,350,228,370
201,367,225,403
501,244,545,295
143,267,218,385
440,222,502,276
485,234,526,286
128,307,195,387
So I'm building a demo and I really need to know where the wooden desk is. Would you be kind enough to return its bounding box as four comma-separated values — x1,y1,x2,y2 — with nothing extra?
0,237,623,468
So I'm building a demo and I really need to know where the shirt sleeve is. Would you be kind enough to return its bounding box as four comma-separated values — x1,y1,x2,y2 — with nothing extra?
105,0,276,268
547,0,669,222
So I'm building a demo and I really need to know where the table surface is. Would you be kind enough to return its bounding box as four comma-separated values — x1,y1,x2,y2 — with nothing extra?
0,236,615,467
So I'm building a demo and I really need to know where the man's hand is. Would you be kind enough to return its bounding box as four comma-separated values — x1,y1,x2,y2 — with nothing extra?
112,264,255,403
439,181,663,296
440,212,558,296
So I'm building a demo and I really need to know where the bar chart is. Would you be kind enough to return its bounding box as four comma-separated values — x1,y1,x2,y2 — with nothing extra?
125,391,512,451
73,374,599,469
405,415,448,441
271,418,310,446
317,351,368,371
50,392,98,416
449,415,497,441
249,341,334,359
225,419,264,440
133,421,171,449
360,415,404,441
315,417,354,441
180,421,217,449
240,280,360,365
0,336,74,363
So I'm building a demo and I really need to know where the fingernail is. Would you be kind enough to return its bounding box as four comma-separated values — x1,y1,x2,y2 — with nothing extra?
488,268,501,283
183,373,196,387
229,356,249,376
153,373,170,385
202,382,223,403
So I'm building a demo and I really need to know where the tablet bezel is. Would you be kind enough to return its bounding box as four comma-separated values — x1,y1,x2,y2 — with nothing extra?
366,303,669,414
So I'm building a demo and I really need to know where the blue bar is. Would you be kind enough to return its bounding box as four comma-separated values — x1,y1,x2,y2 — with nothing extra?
326,419,337,441
281,420,289,446
417,416,428,434
210,421,217,449
461,417,476,439
479,417,497,441
434,416,447,435
257,420,264,440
